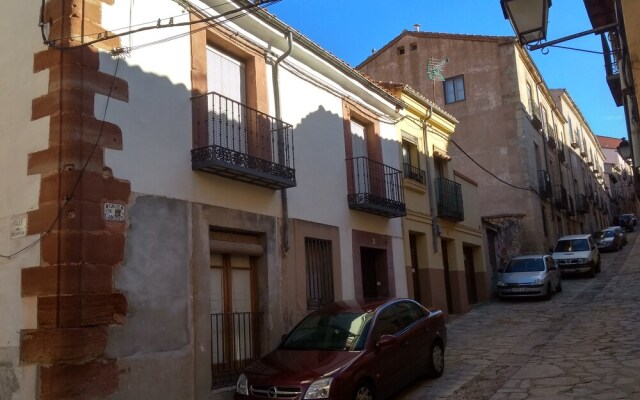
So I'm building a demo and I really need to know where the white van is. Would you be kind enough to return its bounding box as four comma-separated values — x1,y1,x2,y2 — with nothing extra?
551,234,600,278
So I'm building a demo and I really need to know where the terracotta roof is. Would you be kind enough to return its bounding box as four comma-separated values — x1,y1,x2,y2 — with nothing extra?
375,81,458,123
597,135,623,149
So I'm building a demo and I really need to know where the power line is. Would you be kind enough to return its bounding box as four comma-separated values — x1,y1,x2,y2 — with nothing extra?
40,0,280,50
449,138,538,193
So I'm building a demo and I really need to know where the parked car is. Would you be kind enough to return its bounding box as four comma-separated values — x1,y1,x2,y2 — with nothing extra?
594,228,623,252
552,234,601,277
234,298,446,400
496,255,561,300
606,226,627,246
614,214,635,232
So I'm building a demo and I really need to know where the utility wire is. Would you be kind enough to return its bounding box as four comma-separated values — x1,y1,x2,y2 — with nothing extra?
449,138,538,193
0,55,123,260
40,0,279,50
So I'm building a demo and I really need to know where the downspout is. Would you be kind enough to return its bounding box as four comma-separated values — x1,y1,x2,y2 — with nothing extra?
422,106,439,253
273,31,293,253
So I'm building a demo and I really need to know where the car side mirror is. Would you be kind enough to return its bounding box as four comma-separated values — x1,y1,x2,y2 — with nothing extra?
376,334,398,349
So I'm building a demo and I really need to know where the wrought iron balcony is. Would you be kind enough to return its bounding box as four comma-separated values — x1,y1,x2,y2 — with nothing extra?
545,124,557,149
191,92,296,190
403,163,426,184
557,142,566,163
554,185,569,210
346,157,406,218
529,100,542,130
602,33,623,107
434,177,464,222
538,170,552,199
211,312,262,389
576,194,590,214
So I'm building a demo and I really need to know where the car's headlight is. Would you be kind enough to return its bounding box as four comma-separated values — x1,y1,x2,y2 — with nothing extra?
236,373,248,396
577,258,588,263
304,377,333,399
532,279,544,285
496,281,507,287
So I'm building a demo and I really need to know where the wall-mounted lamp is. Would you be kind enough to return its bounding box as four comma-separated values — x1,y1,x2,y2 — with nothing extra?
501,0,617,51
500,0,551,46
617,138,632,160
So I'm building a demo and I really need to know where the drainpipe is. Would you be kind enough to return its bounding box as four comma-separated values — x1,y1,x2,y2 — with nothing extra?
422,106,439,253
273,32,293,254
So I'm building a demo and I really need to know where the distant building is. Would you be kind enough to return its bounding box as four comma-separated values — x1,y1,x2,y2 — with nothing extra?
382,82,489,315
357,30,610,261
597,135,639,217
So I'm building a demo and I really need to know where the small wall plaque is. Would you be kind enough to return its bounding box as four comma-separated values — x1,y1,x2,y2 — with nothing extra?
10,215,27,239
103,202,125,222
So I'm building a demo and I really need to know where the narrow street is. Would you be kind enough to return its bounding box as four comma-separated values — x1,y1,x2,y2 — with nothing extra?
398,231,640,400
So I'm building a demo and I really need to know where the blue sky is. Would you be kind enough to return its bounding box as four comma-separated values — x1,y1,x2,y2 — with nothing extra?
268,0,625,139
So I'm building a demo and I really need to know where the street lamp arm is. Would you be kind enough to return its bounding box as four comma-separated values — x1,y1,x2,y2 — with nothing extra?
527,22,618,51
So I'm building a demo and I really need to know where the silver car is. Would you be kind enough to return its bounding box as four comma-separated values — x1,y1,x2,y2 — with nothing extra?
497,255,562,300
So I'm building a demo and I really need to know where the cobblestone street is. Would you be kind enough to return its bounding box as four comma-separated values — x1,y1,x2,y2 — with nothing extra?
398,232,640,400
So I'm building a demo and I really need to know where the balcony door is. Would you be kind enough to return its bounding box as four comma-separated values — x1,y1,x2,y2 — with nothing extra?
210,253,258,387
206,45,247,153
351,120,369,194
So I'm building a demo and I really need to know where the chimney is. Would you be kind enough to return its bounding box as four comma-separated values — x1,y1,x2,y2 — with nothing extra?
414,24,421,32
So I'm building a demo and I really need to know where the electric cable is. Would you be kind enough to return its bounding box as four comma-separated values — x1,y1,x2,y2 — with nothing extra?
449,137,538,193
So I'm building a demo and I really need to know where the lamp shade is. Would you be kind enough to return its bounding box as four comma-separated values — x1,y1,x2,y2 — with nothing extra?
501,0,552,45
617,138,632,160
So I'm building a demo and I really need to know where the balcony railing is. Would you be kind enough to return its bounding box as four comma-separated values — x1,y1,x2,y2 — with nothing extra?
576,194,589,214
529,100,542,130
554,185,569,210
545,124,557,149
192,92,296,190
434,177,464,221
211,312,262,389
538,170,552,199
602,33,623,106
403,163,426,184
557,142,566,162
346,157,406,218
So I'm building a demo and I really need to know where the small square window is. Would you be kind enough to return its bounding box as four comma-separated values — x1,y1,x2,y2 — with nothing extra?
444,75,465,104
397,46,405,55
410,43,418,52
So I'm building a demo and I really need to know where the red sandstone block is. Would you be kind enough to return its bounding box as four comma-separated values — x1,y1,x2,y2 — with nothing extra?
47,64,128,102
40,230,125,266
39,359,118,400
43,0,102,24
20,327,107,364
37,293,127,328
22,264,114,297
27,143,105,176
48,114,123,150
34,47,100,73
39,170,131,204
27,200,107,234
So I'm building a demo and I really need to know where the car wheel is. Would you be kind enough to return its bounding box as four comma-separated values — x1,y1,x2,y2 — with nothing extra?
544,283,552,300
353,382,374,400
556,279,562,293
426,340,445,378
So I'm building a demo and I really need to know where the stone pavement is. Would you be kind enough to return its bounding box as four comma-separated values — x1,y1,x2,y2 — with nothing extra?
397,232,640,400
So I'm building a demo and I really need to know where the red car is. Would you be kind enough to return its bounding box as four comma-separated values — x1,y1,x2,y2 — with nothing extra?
235,298,446,400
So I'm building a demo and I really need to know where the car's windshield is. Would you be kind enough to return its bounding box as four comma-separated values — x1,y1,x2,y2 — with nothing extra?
505,258,544,273
281,311,373,351
602,230,615,238
554,239,589,252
